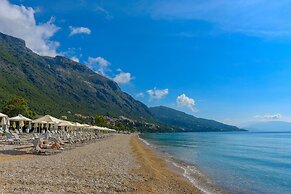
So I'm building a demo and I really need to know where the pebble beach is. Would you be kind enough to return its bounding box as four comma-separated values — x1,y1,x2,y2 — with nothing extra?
0,134,201,194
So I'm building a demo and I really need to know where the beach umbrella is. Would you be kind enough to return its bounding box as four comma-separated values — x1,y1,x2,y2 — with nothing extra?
12,122,16,128
0,117,5,126
108,128,116,132
33,120,46,127
33,122,38,128
89,126,104,131
9,114,32,122
10,114,32,131
19,120,24,128
49,122,59,130
74,122,86,129
58,121,74,127
4,117,9,126
58,121,73,130
88,126,98,130
0,113,8,118
102,127,113,132
33,115,64,131
27,122,32,133
0,113,9,130
45,122,49,129
33,115,62,124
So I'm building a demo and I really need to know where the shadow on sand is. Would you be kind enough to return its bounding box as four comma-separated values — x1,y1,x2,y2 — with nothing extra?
0,149,27,155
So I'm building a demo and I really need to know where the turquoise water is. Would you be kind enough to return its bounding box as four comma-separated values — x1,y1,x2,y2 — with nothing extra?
140,132,291,194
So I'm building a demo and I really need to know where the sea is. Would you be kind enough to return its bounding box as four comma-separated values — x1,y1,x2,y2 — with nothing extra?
140,132,291,194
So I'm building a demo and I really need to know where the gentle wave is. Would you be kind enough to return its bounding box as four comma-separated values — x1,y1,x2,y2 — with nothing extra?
138,137,151,146
171,161,213,194
139,135,222,194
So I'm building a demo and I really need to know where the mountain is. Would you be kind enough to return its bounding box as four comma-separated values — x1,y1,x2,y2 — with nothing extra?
243,121,291,132
0,32,152,120
149,106,244,132
0,32,243,132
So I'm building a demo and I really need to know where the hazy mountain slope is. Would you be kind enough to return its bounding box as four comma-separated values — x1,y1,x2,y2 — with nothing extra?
243,121,291,132
150,106,244,132
0,32,152,120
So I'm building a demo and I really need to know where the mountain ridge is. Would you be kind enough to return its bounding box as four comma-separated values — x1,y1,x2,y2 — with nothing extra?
149,106,245,132
0,32,152,120
243,121,291,132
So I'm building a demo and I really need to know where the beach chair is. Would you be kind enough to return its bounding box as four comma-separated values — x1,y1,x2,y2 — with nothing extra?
63,133,74,144
32,133,39,139
32,138,44,154
5,133,15,144
79,132,86,142
12,133,21,144
72,131,80,143
44,133,51,140
70,132,79,143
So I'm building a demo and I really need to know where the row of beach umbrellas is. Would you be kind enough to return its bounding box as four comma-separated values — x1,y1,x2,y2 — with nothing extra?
0,113,116,132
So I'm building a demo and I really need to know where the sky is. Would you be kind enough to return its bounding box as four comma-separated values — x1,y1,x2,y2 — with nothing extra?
1,0,291,126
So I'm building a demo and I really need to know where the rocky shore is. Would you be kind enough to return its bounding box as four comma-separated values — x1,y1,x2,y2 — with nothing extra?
0,134,201,193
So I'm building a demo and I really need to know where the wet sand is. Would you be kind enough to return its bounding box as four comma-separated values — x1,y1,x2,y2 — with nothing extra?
131,135,201,193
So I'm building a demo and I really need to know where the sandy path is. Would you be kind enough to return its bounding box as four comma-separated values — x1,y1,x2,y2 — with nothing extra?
0,135,139,193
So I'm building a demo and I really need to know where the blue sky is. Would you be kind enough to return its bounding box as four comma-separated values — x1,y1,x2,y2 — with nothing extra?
2,0,291,125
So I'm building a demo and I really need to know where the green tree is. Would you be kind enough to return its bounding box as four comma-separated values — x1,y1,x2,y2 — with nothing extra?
94,115,106,126
1,97,36,118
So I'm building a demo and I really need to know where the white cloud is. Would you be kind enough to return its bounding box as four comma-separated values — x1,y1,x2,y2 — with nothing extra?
70,56,79,62
86,57,110,75
147,88,169,100
113,69,133,84
95,6,113,20
0,0,60,56
136,92,144,98
85,58,133,84
69,26,91,36
254,114,282,120
176,94,196,112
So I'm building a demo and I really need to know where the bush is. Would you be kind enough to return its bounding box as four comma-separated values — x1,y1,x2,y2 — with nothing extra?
1,97,36,118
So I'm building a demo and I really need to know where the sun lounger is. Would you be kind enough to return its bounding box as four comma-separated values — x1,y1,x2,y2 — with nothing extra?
5,133,15,144
32,138,45,154
12,133,21,144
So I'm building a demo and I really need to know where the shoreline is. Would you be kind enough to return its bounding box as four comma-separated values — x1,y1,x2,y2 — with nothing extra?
136,135,226,194
131,135,202,193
